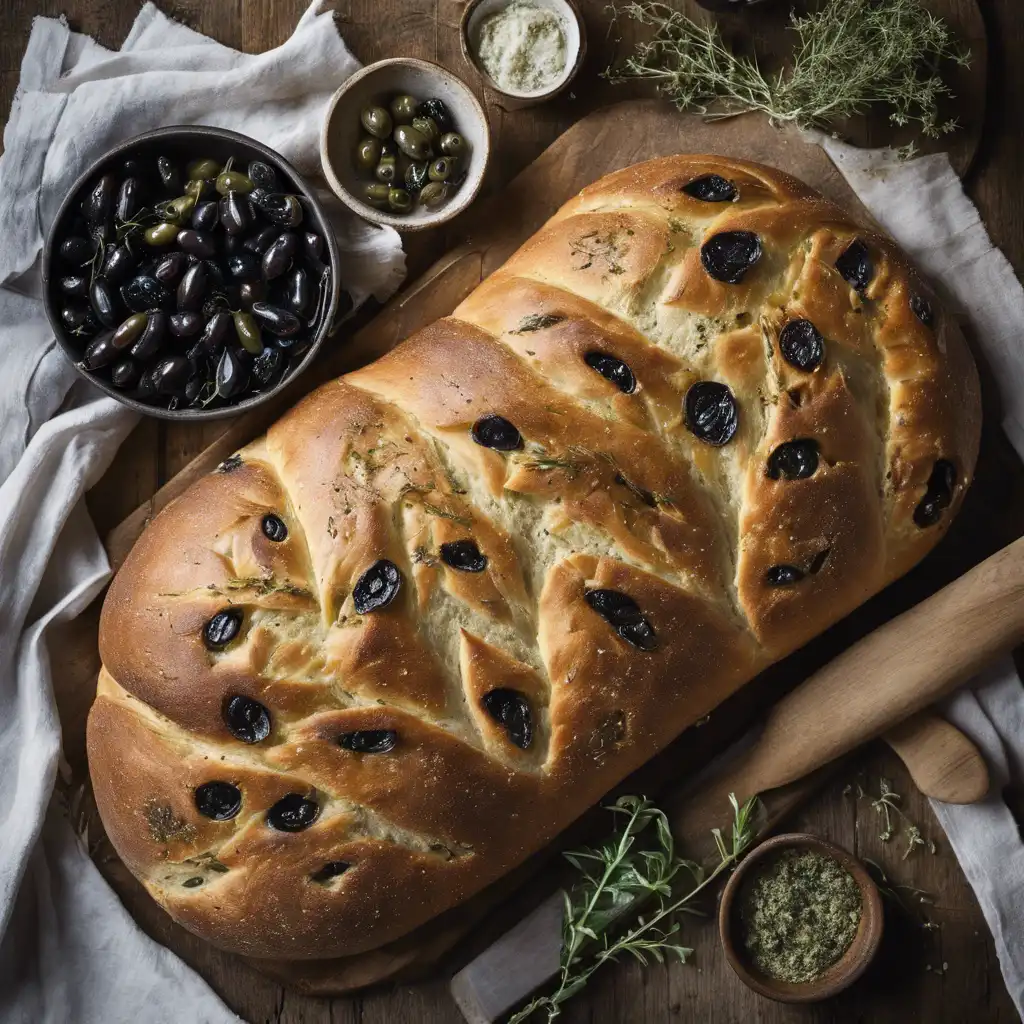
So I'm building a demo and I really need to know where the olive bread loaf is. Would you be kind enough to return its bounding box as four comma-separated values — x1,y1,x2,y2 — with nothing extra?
88,155,980,960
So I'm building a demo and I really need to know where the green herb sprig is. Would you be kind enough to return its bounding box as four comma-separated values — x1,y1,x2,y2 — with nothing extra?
607,0,969,144
510,793,759,1024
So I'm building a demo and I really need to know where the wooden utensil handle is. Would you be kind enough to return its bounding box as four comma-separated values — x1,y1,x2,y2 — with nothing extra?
750,534,1024,791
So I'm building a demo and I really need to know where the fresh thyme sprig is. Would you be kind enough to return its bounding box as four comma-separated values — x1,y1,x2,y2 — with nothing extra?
509,793,760,1024
606,0,969,144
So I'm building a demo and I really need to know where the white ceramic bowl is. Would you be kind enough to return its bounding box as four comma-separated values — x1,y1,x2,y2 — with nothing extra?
460,0,586,104
320,58,490,232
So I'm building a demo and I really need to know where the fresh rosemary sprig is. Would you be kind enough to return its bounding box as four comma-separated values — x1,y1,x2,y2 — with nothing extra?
607,0,969,143
509,793,760,1024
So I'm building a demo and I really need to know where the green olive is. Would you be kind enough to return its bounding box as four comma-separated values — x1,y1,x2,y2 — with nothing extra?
144,221,179,245
440,132,467,157
393,124,432,161
355,136,383,173
159,193,197,221
216,170,254,195
411,115,440,146
360,106,393,139
387,188,413,213
375,152,398,185
389,94,419,125
404,160,429,194
361,181,391,209
184,177,216,200
232,311,263,355
429,157,456,182
418,181,449,209
186,158,221,180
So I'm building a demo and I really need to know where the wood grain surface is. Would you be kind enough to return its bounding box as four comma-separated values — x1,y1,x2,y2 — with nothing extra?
3,1,1024,1022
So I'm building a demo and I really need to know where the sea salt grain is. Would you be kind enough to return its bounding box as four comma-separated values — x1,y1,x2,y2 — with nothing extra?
475,1,568,94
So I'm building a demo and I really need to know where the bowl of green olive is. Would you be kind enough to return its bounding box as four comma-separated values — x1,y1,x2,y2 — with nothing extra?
320,58,490,231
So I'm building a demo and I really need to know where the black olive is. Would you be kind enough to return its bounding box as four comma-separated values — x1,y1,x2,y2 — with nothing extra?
243,226,280,255
418,97,453,132
58,274,89,297
700,231,762,284
194,780,242,820
82,174,116,230
682,174,737,202
219,190,253,235
191,200,219,232
337,730,398,753
177,229,217,259
472,414,522,451
255,192,303,228
223,695,271,743
182,876,205,888
248,160,279,192
110,357,140,389
202,259,226,290
115,177,143,223
89,277,122,328
261,513,287,541
59,235,94,265
262,232,298,280
122,274,172,313
185,373,208,406
267,793,319,832
913,458,956,528
766,564,804,586
584,588,659,652
215,346,248,398
302,231,323,262
218,454,243,473
481,689,532,749
584,352,637,394
226,252,261,281
157,156,181,193
239,280,266,309
169,310,204,338
766,439,819,480
151,355,191,396
101,245,138,285
911,294,934,328
131,310,168,361
353,559,402,614
251,302,301,337
154,252,190,287
779,319,824,372
177,261,209,312
836,239,873,293
204,607,243,648
286,267,312,317
61,305,99,333
311,861,349,883
80,331,118,370
251,345,284,388
440,539,487,573
684,380,738,446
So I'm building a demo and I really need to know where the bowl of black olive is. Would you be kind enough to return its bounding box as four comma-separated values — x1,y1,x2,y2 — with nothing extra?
320,58,490,231
43,125,344,419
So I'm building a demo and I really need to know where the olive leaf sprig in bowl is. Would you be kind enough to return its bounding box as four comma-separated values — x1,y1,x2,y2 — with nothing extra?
509,793,760,1024
606,0,969,144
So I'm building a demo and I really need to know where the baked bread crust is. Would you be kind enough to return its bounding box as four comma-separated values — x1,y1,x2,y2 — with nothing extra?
88,155,980,960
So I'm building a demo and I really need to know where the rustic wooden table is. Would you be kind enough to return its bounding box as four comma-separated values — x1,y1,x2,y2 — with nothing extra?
3,1,1024,1021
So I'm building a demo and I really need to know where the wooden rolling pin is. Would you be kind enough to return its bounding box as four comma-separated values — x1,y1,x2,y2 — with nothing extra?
451,534,1024,1024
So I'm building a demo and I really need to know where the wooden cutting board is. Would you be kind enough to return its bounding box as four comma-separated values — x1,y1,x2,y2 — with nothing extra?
56,89,1021,999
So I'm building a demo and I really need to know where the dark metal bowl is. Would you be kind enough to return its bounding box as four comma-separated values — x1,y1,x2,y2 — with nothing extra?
42,125,343,421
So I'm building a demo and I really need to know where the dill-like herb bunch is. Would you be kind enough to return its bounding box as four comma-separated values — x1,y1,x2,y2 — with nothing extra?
509,793,759,1024
607,0,969,140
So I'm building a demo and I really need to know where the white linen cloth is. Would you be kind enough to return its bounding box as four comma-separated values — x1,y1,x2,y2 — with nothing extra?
0,4,404,1022
820,137,1024,1020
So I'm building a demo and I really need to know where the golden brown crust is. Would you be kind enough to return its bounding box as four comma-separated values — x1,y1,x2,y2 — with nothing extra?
88,155,980,960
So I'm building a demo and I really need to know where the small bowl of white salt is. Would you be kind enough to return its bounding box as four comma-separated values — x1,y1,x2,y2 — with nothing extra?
460,0,586,105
